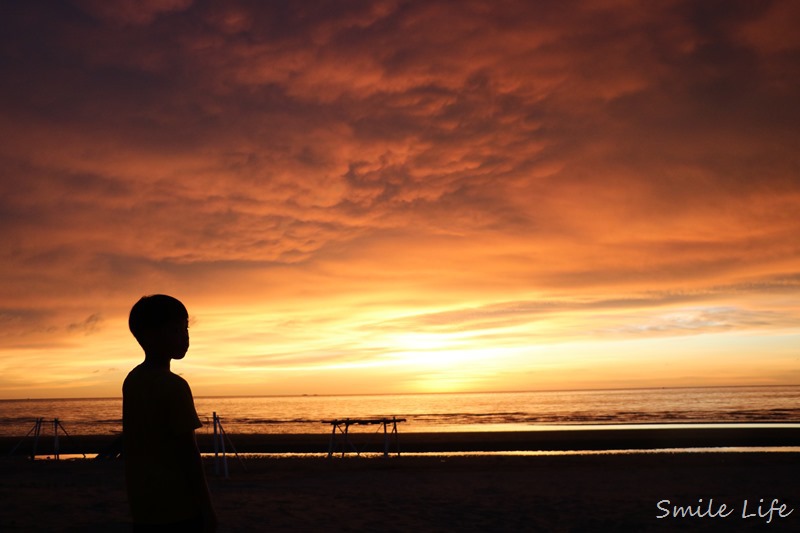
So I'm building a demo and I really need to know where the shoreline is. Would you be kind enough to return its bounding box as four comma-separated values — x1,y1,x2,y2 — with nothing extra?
4,426,800,457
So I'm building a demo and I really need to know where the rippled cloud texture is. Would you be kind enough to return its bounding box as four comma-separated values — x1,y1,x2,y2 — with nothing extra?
1,0,799,397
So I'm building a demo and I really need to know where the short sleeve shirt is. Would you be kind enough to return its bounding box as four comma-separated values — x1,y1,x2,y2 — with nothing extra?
122,363,202,524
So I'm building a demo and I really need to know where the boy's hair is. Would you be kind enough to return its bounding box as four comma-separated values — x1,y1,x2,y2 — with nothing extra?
129,294,188,347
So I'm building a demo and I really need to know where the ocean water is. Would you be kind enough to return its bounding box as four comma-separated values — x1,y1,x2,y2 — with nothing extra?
1,386,799,438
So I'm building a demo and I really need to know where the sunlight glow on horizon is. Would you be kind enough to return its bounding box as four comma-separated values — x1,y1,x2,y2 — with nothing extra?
3,300,797,399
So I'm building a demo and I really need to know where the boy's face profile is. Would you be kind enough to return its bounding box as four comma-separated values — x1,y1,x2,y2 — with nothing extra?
137,319,189,359
160,318,190,360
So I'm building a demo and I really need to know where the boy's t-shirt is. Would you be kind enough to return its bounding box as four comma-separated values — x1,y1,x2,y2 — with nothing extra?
122,363,203,524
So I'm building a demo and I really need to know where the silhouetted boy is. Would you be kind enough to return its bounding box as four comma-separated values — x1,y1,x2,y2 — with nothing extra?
123,294,217,532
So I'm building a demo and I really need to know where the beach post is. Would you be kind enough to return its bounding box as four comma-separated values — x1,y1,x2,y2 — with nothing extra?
328,422,336,457
383,419,389,457
217,414,229,478
382,417,401,457
394,416,401,457
223,417,245,471
32,418,43,459
212,412,230,478
53,418,60,460
213,412,220,476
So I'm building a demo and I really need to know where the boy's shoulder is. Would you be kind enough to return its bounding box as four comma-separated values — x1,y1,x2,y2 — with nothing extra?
124,364,191,393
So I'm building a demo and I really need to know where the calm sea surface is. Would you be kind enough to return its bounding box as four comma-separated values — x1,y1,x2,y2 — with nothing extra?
1,386,799,438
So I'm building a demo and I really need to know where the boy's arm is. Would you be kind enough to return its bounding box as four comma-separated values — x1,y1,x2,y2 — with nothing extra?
177,430,217,532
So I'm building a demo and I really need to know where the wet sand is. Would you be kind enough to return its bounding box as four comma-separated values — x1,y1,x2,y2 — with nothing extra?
4,425,800,457
1,452,799,532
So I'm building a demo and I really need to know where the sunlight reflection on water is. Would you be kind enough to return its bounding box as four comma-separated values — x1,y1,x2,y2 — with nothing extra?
33,446,800,461
206,446,800,460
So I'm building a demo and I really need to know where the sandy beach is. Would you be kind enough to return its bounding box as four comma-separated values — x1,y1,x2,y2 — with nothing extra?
2,429,800,532
1,452,799,532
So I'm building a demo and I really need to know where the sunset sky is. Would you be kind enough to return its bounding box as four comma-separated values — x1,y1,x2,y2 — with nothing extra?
1,0,799,399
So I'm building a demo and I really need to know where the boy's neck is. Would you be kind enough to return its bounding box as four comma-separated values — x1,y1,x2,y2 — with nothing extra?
142,354,171,370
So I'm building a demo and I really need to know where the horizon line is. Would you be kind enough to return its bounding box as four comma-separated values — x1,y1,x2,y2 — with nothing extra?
2,383,799,402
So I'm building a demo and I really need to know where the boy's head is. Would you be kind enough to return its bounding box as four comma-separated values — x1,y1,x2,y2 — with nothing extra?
129,294,190,359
